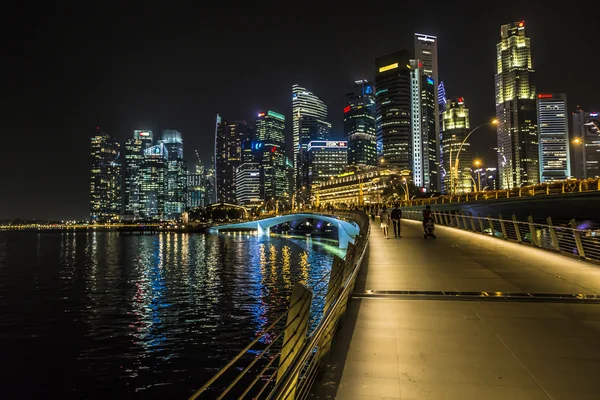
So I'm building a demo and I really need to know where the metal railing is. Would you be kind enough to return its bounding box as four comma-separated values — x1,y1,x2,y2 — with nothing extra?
396,178,600,207
189,211,370,400
403,210,600,263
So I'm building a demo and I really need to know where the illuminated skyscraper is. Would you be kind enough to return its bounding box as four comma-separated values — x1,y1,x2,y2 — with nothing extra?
375,49,412,170
124,130,153,220
187,164,205,209
495,21,538,188
409,60,438,192
139,143,167,220
415,33,440,190
160,130,187,220
572,108,600,179
307,141,348,199
438,81,448,191
215,116,251,204
292,84,331,199
537,93,570,182
89,131,122,222
442,97,472,194
344,80,377,166
235,163,263,206
256,110,285,143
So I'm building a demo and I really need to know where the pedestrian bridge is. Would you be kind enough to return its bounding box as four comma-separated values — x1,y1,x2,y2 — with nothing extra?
209,212,360,249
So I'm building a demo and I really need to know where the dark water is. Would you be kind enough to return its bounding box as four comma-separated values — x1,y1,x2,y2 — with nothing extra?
0,231,341,399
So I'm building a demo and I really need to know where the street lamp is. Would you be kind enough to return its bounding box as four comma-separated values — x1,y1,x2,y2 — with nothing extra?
473,159,482,192
449,119,498,195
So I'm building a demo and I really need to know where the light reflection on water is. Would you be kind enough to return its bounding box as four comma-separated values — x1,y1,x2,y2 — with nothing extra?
0,231,335,398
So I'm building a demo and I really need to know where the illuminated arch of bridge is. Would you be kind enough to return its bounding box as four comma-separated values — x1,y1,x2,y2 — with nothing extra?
209,213,360,249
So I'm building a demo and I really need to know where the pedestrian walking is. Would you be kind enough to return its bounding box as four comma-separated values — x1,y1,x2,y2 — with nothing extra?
390,203,402,238
380,209,390,239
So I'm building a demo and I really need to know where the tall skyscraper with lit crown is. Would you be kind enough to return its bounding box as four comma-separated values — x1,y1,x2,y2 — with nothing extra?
292,85,331,198
495,21,538,189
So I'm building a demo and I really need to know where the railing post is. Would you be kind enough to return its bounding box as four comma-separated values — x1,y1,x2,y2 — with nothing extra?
546,217,560,251
461,213,468,230
527,216,538,247
443,213,450,226
570,219,586,259
512,214,522,243
478,215,485,234
487,215,494,236
318,256,345,360
277,282,313,400
469,212,477,232
498,214,508,239
434,212,440,225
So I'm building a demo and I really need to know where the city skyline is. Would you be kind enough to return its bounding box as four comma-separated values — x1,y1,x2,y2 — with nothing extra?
2,3,599,219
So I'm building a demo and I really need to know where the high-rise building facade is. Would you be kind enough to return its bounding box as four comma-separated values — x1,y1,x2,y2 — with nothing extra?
495,21,538,189
409,60,438,192
90,132,122,223
160,130,187,219
292,85,331,198
215,115,251,204
187,164,205,209
256,111,285,143
572,108,600,179
204,159,216,206
235,163,263,206
124,130,153,220
537,94,570,182
438,82,448,192
307,140,348,199
344,80,377,166
441,98,472,194
375,49,412,170
139,143,168,220
415,33,440,190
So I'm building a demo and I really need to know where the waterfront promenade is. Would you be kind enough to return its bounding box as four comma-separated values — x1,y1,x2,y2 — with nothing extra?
313,219,600,399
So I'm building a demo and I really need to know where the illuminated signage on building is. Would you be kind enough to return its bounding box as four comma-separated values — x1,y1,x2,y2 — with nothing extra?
267,110,285,120
427,77,434,85
590,112,599,117
343,105,351,113
417,35,436,43
308,141,348,150
364,85,373,95
378,63,399,73
139,132,150,137
538,94,553,99
257,112,265,117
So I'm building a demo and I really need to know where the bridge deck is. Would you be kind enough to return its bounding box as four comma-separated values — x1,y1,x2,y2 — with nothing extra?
313,219,600,400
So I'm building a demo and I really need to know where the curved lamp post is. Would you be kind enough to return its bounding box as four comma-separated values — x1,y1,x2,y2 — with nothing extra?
450,119,498,194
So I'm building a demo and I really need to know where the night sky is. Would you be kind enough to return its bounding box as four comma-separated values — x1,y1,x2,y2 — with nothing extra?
2,1,599,220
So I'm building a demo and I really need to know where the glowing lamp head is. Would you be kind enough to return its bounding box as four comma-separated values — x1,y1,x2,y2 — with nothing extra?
491,119,499,125
474,159,482,167
519,22,524,27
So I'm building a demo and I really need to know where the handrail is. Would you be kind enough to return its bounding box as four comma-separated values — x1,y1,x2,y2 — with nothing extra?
189,211,370,399
402,210,600,263
389,177,600,208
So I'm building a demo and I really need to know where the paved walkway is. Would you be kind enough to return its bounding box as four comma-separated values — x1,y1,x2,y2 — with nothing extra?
313,219,600,400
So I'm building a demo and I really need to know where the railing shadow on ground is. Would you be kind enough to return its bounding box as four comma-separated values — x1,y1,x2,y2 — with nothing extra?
188,211,370,400
402,210,600,264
